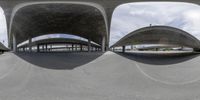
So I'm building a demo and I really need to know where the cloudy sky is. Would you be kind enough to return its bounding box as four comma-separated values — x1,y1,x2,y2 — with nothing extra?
110,2,200,46
1,2,200,47
0,8,7,47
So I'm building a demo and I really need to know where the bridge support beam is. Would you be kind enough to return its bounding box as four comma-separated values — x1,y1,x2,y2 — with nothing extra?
122,46,125,53
72,44,74,51
88,39,91,52
102,36,105,52
42,45,45,52
13,34,17,52
28,38,32,52
45,44,47,52
23,47,25,52
37,44,40,52
80,44,83,51
75,44,77,51
113,47,115,52
131,45,134,50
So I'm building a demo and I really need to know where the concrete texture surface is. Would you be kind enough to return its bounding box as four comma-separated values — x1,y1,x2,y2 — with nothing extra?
11,3,106,45
0,51,200,99
112,26,200,50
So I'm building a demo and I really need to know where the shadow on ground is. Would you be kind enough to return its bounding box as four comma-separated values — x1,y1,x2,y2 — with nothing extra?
15,52,104,70
116,52,200,65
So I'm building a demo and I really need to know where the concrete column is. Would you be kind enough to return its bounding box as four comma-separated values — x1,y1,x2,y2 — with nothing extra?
156,48,158,51
45,44,47,52
22,47,24,52
75,44,77,51
94,47,96,51
113,47,115,52
102,36,105,52
88,39,91,52
66,44,68,51
42,45,44,52
131,45,134,50
13,34,17,52
80,44,83,51
72,44,74,51
122,46,125,53
91,46,93,52
28,38,32,52
37,44,40,52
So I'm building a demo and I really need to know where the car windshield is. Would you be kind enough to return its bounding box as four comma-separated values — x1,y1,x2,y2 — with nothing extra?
0,1,200,100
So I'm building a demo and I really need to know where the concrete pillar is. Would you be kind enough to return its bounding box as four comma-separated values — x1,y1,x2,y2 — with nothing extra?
131,45,134,50
28,38,32,52
95,47,97,51
21,47,24,52
94,47,96,51
113,47,115,52
42,45,44,52
45,44,47,52
50,45,52,52
72,44,74,51
102,36,105,52
66,44,68,51
80,44,83,51
91,46,93,52
122,46,125,53
156,48,158,51
88,39,91,52
37,44,40,52
13,34,17,52
75,44,77,51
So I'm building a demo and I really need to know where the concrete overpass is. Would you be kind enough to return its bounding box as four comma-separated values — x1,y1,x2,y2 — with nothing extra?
17,38,101,52
1,1,200,99
0,0,199,52
10,3,106,52
111,26,200,52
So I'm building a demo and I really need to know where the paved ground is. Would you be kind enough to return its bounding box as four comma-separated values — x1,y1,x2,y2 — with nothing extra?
0,51,200,100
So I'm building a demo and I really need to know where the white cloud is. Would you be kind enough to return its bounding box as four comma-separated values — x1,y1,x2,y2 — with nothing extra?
0,7,8,47
110,2,200,46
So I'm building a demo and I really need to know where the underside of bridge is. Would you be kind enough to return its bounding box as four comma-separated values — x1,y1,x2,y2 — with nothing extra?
10,3,107,52
111,26,200,52
0,0,199,52
17,38,101,52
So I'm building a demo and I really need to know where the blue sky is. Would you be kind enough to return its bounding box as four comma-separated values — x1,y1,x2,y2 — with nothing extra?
110,2,200,46
1,2,200,47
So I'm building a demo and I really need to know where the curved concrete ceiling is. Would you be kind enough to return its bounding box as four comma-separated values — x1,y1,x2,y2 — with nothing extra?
2,0,200,50
112,26,200,50
10,3,107,46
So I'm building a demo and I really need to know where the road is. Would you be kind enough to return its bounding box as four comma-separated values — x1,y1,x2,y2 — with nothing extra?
0,51,200,100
